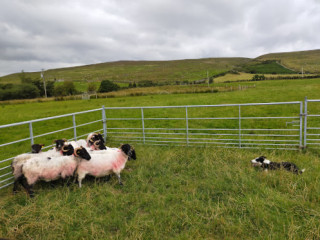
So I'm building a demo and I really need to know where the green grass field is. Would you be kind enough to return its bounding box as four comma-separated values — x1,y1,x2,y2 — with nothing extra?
1,77,320,239
0,146,319,239
240,60,296,74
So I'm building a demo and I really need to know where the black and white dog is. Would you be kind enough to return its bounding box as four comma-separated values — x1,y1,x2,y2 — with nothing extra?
251,156,305,174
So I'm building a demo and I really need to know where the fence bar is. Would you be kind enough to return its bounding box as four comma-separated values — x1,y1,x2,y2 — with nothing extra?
304,97,308,148
239,105,241,148
102,105,107,141
0,108,103,129
72,114,77,141
186,106,189,146
0,137,32,148
299,101,303,148
29,122,34,145
0,181,14,190
141,108,145,144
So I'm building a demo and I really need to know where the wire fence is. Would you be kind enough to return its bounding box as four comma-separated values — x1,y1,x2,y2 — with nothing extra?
0,98,319,190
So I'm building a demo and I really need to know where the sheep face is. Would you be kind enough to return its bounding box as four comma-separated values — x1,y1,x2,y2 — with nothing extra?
120,144,136,160
54,139,67,151
61,144,74,156
89,133,105,144
93,140,106,150
75,147,91,160
31,144,44,153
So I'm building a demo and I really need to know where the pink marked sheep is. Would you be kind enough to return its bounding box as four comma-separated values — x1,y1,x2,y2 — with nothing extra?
76,144,136,188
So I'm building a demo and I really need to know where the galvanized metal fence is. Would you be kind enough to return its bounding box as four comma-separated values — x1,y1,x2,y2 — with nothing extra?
304,97,320,148
0,99,319,190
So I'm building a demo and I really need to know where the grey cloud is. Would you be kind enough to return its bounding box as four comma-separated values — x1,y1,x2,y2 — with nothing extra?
0,0,319,76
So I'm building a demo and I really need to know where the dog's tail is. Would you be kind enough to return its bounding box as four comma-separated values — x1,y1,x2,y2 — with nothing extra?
299,169,305,174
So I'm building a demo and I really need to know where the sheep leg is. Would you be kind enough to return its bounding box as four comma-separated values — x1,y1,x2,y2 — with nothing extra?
77,173,86,188
105,175,111,182
13,176,22,194
20,175,35,198
116,173,123,185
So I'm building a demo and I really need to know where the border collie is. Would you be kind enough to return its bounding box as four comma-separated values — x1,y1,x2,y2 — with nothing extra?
251,156,305,174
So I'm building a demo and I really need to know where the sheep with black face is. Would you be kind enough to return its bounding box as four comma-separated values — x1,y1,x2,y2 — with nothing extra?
11,139,68,183
76,144,136,187
13,145,91,197
86,132,106,150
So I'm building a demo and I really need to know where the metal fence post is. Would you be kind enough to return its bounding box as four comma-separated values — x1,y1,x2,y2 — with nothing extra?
239,105,241,148
141,108,145,144
72,114,77,141
304,97,308,148
186,106,189,146
29,122,34,145
299,101,303,148
102,106,107,142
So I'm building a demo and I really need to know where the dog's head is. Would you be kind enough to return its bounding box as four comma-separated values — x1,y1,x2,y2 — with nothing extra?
251,156,270,167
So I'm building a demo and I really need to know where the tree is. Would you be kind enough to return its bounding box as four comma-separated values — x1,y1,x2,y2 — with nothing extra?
53,81,77,96
87,82,97,93
64,81,77,95
98,80,119,93
53,84,67,96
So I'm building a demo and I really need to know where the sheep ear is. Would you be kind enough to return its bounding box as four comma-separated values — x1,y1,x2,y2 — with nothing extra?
62,138,67,142
53,139,57,144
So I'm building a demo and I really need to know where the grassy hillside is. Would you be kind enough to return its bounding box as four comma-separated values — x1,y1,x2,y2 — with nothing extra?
256,49,320,74
240,60,297,74
0,58,250,84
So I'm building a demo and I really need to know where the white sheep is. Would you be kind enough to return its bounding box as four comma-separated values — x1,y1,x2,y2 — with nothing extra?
76,144,136,188
11,140,68,183
13,145,91,197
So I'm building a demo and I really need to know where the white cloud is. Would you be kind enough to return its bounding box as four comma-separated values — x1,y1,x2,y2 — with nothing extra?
0,0,319,76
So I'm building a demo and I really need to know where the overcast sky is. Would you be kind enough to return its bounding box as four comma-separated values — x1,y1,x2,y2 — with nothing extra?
0,0,319,77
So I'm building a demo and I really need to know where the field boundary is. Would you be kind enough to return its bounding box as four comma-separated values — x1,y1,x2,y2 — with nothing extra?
1,98,319,190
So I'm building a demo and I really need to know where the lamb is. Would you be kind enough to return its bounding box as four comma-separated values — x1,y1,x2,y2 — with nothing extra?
13,145,90,197
76,144,136,188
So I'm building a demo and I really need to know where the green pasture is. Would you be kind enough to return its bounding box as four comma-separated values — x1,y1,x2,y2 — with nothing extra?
240,60,296,74
257,49,320,73
0,146,319,239
0,77,320,239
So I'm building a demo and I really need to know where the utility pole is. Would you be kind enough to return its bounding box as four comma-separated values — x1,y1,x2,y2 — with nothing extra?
207,70,209,87
41,69,47,98
301,67,304,78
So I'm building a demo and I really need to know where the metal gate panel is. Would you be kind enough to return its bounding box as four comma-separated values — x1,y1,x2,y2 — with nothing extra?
304,98,320,148
0,101,304,190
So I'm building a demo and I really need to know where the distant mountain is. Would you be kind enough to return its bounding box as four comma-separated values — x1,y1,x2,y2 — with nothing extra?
0,58,250,84
1,49,319,84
